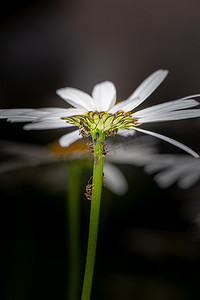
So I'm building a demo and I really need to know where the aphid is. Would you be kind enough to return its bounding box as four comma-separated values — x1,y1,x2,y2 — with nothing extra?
80,129,90,138
86,141,94,154
85,176,93,200
102,172,105,187
105,128,118,137
84,175,105,200
102,142,109,157
93,139,97,146
84,184,93,200
96,132,100,139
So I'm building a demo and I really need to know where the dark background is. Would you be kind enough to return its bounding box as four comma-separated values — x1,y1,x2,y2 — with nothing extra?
1,0,200,299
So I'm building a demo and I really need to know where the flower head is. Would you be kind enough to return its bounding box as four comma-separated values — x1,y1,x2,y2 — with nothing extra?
1,70,200,156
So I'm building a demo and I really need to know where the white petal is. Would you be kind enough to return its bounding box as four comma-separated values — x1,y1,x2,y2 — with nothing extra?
38,108,70,113
109,69,168,113
125,69,169,111
59,130,82,147
135,109,200,124
0,111,38,122
6,111,55,122
7,117,40,123
117,129,136,137
0,109,34,118
23,120,73,130
92,81,116,111
128,69,168,101
38,108,85,120
0,109,53,122
178,94,200,100
5,108,85,122
133,127,199,158
103,162,128,195
134,99,199,118
23,110,51,117
56,87,94,111
109,97,137,113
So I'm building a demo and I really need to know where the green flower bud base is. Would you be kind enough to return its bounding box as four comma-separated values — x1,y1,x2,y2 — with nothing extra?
62,110,138,137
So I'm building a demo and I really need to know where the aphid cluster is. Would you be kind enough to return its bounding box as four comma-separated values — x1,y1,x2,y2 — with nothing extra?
79,121,91,138
86,141,94,154
86,131,109,158
84,131,107,200
105,128,118,137
86,132,100,155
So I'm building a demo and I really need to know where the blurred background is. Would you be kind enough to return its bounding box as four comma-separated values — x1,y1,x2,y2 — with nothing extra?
1,0,200,299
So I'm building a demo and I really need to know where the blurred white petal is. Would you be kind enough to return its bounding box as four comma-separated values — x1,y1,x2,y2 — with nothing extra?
108,145,157,166
143,154,200,189
103,162,128,195
117,129,136,137
154,168,186,188
59,130,82,147
0,161,29,174
178,171,200,189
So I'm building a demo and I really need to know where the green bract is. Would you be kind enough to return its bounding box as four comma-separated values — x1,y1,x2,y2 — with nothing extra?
62,110,138,137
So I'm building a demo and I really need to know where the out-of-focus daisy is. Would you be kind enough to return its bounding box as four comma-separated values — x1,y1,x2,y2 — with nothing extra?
144,153,200,189
0,70,200,156
0,137,157,195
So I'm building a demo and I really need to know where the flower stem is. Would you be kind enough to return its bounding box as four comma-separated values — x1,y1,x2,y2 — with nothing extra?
81,131,105,300
67,161,81,300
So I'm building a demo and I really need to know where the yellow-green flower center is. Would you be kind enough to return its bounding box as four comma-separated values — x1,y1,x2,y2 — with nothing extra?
61,110,138,137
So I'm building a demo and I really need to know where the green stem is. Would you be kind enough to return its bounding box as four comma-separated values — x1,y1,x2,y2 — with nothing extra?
81,131,105,300
67,162,81,300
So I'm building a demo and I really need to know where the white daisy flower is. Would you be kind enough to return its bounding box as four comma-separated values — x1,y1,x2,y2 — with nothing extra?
1,69,200,156
144,153,200,189
0,137,157,195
